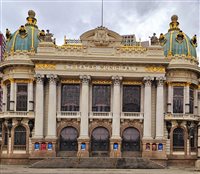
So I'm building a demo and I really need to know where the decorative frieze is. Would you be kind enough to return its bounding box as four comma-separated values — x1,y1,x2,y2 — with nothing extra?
35,63,56,70
92,80,112,85
61,79,81,84
145,66,165,73
122,81,142,85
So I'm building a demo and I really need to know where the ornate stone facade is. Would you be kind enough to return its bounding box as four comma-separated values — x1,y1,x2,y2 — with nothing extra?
0,10,200,168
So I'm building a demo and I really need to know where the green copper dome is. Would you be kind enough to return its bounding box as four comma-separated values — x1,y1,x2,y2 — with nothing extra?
159,15,197,58
6,10,43,53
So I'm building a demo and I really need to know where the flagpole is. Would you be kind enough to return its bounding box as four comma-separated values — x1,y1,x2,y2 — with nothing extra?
101,0,103,26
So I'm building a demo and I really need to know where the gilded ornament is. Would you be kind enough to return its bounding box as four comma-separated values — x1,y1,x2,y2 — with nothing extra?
35,64,56,70
122,81,142,85
145,66,165,73
92,80,112,85
61,79,81,84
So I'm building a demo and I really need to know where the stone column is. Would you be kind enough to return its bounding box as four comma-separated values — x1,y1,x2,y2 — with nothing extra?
2,83,7,112
110,76,122,157
10,79,15,111
194,89,198,115
167,82,172,113
143,76,154,139
33,74,44,139
28,80,34,111
46,74,57,139
185,83,190,114
195,123,200,169
156,77,165,139
78,75,90,157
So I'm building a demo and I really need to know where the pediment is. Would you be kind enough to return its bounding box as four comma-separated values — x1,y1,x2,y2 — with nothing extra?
80,26,122,47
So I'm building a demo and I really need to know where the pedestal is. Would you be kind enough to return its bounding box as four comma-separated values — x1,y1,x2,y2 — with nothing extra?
142,139,167,159
110,138,121,157
30,138,57,157
77,138,90,157
195,159,200,171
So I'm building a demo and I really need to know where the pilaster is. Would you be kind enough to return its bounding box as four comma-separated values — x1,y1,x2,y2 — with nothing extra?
28,80,34,111
156,77,165,139
167,82,172,113
33,74,44,139
77,75,90,157
185,83,190,114
143,76,154,139
46,74,58,139
10,79,15,111
110,76,122,157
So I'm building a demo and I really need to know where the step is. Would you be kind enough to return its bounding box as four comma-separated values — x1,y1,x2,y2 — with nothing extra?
30,157,165,169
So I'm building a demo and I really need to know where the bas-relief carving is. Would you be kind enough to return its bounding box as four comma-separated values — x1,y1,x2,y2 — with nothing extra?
145,66,165,73
35,64,56,70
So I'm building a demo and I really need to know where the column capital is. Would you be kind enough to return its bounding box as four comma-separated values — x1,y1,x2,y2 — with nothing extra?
34,74,44,84
46,74,58,84
143,76,154,86
156,76,166,86
112,76,122,86
80,75,91,85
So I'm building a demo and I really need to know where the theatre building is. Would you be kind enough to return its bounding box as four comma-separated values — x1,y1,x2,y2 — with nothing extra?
0,10,200,168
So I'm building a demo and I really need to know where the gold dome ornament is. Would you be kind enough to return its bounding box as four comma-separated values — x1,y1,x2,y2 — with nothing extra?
176,30,185,44
191,34,197,47
19,25,27,38
25,10,37,27
168,15,180,32
159,33,166,46
6,28,12,41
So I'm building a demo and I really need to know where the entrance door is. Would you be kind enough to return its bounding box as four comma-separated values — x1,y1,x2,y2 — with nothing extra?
122,127,140,157
91,127,109,156
59,126,78,152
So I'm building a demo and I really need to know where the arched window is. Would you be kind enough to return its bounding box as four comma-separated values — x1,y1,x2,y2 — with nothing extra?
91,127,109,152
60,126,78,151
173,127,184,151
14,125,26,150
122,127,140,151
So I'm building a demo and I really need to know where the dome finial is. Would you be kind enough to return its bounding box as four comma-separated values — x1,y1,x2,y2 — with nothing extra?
168,14,180,32
25,10,37,27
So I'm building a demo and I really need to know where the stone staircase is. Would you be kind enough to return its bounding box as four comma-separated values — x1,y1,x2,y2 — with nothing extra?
30,157,166,169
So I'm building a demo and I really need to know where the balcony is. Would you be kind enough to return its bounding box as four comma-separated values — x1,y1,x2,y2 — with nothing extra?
165,113,200,121
121,112,144,119
89,112,113,119
57,111,81,118
0,111,34,118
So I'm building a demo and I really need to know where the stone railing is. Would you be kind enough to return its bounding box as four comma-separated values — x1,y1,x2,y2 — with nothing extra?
165,113,200,121
121,112,144,119
89,112,113,118
0,111,34,118
57,111,81,118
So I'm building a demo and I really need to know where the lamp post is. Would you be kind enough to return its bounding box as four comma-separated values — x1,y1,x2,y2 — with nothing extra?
7,119,12,137
166,121,172,139
28,119,34,137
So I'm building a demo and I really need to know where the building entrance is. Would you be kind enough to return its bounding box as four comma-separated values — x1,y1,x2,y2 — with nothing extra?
91,127,110,157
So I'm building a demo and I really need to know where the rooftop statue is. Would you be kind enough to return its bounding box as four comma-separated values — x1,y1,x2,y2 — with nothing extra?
150,33,159,45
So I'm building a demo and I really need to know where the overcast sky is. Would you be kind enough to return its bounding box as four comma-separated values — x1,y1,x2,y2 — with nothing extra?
0,0,199,55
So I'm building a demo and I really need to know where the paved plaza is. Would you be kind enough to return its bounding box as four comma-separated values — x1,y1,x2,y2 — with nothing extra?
0,165,199,174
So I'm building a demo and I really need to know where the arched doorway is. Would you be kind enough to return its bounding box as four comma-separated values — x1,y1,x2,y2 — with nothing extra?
14,125,27,151
122,127,140,157
59,126,78,154
91,127,109,157
173,127,185,152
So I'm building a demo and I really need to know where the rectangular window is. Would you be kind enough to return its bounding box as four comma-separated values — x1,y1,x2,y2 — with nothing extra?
123,85,141,112
173,87,184,113
92,85,111,112
189,88,194,114
7,84,10,111
16,84,28,111
61,84,80,111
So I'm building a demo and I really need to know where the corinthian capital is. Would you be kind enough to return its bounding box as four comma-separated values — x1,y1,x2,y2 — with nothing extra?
80,75,91,85
143,76,154,86
112,76,122,86
46,74,58,84
156,76,166,86
34,74,44,84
